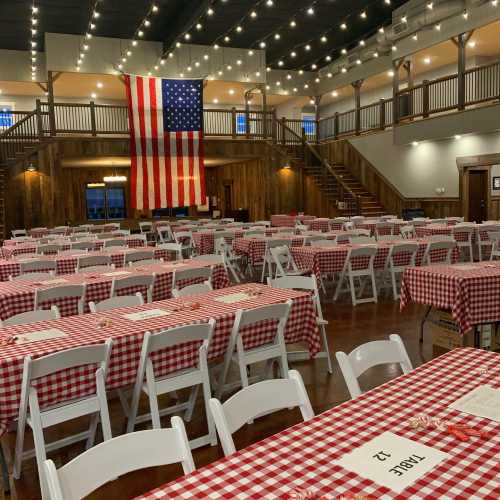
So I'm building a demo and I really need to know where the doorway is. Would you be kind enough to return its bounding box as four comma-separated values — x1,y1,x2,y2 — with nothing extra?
467,170,488,222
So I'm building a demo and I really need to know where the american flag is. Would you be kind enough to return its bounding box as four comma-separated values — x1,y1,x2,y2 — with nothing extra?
125,75,206,209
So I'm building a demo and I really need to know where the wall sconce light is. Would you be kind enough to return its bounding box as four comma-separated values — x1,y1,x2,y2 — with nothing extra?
26,162,37,172
282,164,291,170
435,187,445,195
103,175,127,183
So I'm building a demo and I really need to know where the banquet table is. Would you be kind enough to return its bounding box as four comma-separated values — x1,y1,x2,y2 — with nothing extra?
307,218,330,232
357,219,408,235
233,235,305,265
0,247,169,281
291,239,459,280
1,235,147,259
136,348,499,499
0,283,320,437
271,215,316,227
27,224,119,238
400,260,500,334
0,259,229,320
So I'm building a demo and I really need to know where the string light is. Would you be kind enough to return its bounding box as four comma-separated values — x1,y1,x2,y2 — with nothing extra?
30,2,39,80
76,0,101,72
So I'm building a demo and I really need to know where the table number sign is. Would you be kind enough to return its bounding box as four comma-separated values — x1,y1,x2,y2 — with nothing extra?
336,431,449,494
450,385,500,422
123,309,171,321
15,328,67,344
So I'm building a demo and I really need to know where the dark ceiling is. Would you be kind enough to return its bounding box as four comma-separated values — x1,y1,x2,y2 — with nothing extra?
1,0,407,71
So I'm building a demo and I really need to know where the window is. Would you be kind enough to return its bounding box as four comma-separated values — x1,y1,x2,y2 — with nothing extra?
301,114,316,136
236,113,246,134
0,105,13,129
86,186,126,220
152,207,189,218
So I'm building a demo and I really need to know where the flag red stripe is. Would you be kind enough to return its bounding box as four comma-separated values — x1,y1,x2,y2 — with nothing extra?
124,75,137,209
136,76,149,210
164,133,173,207
176,132,184,207
198,131,206,202
188,131,195,205
148,77,161,208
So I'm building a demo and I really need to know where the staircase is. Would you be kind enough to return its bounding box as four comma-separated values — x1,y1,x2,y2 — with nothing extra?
272,121,386,217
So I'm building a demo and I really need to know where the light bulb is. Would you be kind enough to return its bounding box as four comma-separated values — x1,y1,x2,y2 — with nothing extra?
340,23,347,30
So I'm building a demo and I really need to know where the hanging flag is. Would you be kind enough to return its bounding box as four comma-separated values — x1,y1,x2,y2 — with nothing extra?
124,74,206,209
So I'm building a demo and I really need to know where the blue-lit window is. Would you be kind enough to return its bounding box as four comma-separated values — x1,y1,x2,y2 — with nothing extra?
86,186,126,220
302,114,316,136
0,105,13,129
236,113,246,134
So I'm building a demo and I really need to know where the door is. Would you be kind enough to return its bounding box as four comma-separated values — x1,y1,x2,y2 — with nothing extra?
223,183,232,213
468,170,488,222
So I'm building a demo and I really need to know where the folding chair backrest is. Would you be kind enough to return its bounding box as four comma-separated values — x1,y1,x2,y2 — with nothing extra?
89,293,144,313
71,241,95,251
0,306,60,327
36,244,60,255
77,255,112,270
11,272,55,281
209,370,313,456
336,334,413,398
172,267,212,289
12,229,27,238
425,240,455,264
20,260,57,274
111,274,155,302
139,222,152,232
34,284,86,315
310,239,336,247
172,281,212,297
103,239,126,248
190,254,224,264
44,423,195,500
245,230,265,237
400,225,416,238
124,250,155,264
157,242,183,259
235,300,291,331
350,236,375,244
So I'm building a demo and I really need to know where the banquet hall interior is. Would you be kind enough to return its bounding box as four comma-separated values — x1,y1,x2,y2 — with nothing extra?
0,0,499,499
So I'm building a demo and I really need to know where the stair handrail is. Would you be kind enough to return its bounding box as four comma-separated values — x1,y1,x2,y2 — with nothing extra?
276,120,361,215
0,109,38,139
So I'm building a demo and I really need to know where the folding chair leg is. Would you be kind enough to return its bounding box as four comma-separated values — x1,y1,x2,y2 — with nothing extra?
319,325,333,374
29,393,49,500
348,274,357,306
184,385,200,422
0,445,9,495
86,414,99,450
371,273,378,303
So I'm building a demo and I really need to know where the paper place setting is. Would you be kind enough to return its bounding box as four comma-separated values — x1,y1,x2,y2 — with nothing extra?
450,264,480,271
123,309,171,321
15,328,67,344
38,278,69,285
214,292,252,304
335,431,449,494
450,385,500,423
103,271,132,277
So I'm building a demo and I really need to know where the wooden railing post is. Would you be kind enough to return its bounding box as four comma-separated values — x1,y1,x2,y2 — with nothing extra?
272,109,277,143
281,117,286,145
35,99,43,139
231,107,237,139
90,101,97,136
47,70,56,136
422,80,430,118
379,99,385,130
334,112,339,139
352,80,363,136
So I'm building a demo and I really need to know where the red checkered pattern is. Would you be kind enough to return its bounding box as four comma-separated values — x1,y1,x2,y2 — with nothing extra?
307,218,330,233
0,283,319,437
0,261,229,321
26,224,119,238
0,247,169,282
415,224,477,243
136,348,500,499
291,240,457,280
358,220,407,236
271,215,315,227
400,261,500,333
234,236,305,265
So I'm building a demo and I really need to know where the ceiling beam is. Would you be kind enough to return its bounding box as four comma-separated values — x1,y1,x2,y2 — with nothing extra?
160,0,214,59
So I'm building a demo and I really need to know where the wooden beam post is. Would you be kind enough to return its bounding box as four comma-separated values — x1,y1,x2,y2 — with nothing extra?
422,80,430,118
89,101,97,136
351,80,363,135
231,107,237,139
47,70,56,136
392,58,404,125
259,83,268,139
244,93,251,139
403,59,414,117
452,32,473,111
313,95,322,143
379,99,385,130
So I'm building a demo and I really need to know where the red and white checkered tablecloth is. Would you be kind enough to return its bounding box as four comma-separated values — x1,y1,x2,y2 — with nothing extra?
291,240,458,280
26,224,120,238
0,283,319,437
307,218,330,233
192,229,280,255
400,261,500,333
415,224,483,243
234,236,305,265
357,220,408,236
271,215,316,227
136,348,500,499
0,247,169,282
0,260,229,321
1,236,146,259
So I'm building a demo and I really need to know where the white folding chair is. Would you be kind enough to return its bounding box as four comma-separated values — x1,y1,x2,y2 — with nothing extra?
20,259,57,275
172,267,212,295
44,419,194,500
157,225,174,244
336,334,413,398
490,232,500,260
157,242,183,260
310,239,337,247
126,320,216,449
9,272,55,282
174,231,196,257
269,246,305,279
400,225,416,239
36,244,61,255
34,284,86,316
216,300,292,399
103,238,127,248
268,275,333,374
139,221,153,233
423,240,456,265
209,370,313,457
375,222,393,239
215,237,243,283
172,280,212,298
451,226,474,262
0,305,60,327
428,234,454,242
105,222,121,231
260,239,291,282
110,274,155,303
124,250,155,266
191,254,224,264
76,254,113,272
13,340,113,499
386,242,418,300
350,235,376,244
70,241,95,251
89,292,144,313
334,246,378,306
477,227,500,260
12,229,28,238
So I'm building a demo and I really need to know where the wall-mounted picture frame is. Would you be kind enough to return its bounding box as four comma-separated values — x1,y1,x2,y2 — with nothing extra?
493,176,500,190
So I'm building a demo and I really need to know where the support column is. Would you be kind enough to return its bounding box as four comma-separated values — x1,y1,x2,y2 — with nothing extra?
452,32,473,111
392,58,404,125
259,83,268,139
47,71,56,136
352,80,363,135
313,95,322,142
403,59,414,117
